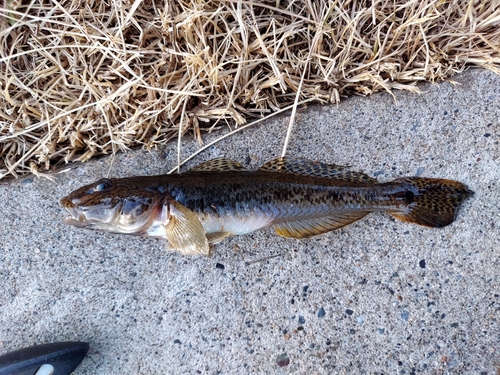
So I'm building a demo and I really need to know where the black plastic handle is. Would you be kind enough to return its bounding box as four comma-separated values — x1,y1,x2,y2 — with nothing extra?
0,341,89,375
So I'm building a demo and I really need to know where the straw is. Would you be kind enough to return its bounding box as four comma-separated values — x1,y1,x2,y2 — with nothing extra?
0,0,499,179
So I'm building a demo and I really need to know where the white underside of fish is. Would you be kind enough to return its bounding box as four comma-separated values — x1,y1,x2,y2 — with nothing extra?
146,206,274,239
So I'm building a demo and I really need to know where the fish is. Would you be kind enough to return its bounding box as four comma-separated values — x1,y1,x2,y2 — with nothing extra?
60,157,474,256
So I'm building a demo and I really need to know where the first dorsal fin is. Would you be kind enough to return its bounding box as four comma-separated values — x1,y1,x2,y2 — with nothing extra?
259,157,377,183
189,157,247,172
273,211,370,239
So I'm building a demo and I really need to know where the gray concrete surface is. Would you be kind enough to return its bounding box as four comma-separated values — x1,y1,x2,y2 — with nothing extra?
0,69,499,374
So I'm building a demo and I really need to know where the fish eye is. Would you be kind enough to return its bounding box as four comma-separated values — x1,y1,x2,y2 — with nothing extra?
90,178,112,193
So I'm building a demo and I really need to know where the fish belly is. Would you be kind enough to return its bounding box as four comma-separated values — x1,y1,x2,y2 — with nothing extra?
198,212,274,235
144,206,274,238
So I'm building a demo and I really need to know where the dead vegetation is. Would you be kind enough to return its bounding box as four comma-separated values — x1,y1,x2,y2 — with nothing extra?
0,0,499,179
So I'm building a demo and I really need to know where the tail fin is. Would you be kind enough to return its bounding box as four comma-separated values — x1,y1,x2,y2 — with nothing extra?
390,177,474,228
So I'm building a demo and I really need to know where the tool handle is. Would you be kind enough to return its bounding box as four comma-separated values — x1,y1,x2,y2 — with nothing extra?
0,341,89,375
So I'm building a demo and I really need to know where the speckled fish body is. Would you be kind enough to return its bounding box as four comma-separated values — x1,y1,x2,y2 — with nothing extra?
60,157,473,256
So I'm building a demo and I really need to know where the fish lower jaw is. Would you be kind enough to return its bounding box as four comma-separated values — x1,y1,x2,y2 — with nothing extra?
63,208,108,228
63,215,89,227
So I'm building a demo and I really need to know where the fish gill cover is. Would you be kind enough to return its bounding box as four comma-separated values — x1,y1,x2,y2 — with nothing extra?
0,0,499,179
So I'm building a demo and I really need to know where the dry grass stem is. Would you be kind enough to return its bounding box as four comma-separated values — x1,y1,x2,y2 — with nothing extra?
0,0,499,179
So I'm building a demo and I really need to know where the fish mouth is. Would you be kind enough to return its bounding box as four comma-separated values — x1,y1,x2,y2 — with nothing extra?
61,204,89,227
60,195,122,228
60,196,93,227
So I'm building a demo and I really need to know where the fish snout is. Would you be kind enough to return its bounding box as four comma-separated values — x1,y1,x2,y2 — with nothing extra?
59,195,81,208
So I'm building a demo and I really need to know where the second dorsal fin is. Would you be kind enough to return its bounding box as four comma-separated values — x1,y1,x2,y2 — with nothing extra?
259,157,376,182
189,157,247,172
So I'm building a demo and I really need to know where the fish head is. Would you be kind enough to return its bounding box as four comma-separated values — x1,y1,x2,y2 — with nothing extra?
60,178,163,234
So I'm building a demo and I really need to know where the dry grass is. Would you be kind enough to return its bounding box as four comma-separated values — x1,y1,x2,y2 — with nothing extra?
0,0,499,179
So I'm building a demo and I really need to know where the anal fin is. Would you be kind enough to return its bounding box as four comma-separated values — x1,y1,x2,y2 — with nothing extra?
165,200,210,256
273,212,370,239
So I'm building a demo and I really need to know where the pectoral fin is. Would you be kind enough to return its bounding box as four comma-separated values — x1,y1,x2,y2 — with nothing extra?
165,200,210,256
273,212,369,239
